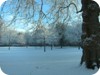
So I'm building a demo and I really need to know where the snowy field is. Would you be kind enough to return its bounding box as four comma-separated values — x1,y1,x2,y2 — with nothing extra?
0,47,98,75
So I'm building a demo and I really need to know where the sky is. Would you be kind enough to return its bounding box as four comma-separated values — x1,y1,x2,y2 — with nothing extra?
0,0,100,32
0,0,51,32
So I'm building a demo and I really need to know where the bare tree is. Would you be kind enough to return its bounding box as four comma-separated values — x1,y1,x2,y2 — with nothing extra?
0,18,4,45
0,0,80,27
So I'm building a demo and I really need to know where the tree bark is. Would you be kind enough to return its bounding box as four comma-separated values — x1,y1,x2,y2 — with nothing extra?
80,0,100,69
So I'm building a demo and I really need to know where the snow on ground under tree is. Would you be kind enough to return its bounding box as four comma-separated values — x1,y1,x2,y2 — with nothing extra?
0,47,98,75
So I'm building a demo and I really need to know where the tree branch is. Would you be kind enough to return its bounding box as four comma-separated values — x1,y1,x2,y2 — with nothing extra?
60,2,78,13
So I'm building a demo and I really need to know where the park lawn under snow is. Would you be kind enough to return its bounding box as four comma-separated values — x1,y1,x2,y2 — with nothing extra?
0,47,98,75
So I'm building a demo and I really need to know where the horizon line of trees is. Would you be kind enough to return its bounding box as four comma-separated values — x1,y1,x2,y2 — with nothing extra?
0,0,82,47
0,21,82,47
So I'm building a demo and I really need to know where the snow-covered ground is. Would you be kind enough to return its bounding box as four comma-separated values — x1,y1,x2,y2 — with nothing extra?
0,47,98,75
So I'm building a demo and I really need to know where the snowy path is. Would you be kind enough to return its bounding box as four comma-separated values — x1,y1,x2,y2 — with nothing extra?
0,47,98,75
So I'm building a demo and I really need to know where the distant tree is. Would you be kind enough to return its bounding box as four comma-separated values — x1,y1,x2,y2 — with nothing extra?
55,22,66,48
32,25,46,45
17,32,26,45
24,31,32,45
0,18,4,45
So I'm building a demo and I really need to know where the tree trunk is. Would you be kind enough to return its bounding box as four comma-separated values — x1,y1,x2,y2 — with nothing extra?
80,0,100,69
44,37,46,52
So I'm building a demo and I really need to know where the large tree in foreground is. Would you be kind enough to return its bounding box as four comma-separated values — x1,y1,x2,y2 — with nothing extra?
80,0,100,69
